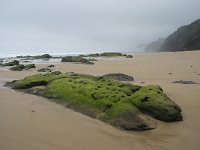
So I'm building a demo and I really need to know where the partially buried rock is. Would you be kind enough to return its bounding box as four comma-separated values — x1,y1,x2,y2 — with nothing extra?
126,55,133,58
37,68,51,72
172,80,198,84
103,73,134,81
47,64,55,68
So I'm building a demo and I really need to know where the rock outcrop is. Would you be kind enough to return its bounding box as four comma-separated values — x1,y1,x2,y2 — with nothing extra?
6,72,183,131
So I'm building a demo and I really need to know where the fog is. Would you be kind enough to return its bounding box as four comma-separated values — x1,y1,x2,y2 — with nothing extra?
0,0,199,54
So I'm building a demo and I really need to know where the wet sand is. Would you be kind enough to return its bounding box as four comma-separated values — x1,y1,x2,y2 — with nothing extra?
0,51,200,150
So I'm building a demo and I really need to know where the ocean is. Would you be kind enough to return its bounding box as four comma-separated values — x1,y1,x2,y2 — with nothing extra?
0,52,83,58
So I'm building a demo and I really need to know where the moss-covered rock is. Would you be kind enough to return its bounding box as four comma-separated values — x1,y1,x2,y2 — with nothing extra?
4,60,19,66
6,72,182,130
100,52,123,57
10,65,25,71
33,54,52,59
80,53,100,57
24,64,36,70
130,85,182,121
61,56,94,64
9,64,36,71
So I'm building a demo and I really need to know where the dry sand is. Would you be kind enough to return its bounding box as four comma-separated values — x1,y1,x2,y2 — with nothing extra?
0,51,200,150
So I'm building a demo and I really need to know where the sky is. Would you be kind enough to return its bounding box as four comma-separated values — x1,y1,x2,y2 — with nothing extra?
0,0,200,55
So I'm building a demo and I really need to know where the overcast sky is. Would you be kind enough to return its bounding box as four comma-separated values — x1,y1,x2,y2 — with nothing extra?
0,0,200,54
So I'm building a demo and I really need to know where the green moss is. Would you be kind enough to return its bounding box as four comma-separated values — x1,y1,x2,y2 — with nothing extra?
24,64,36,69
7,72,64,89
61,56,94,64
130,85,182,121
80,53,100,57
7,73,183,130
100,52,123,57
10,65,25,71
9,64,36,71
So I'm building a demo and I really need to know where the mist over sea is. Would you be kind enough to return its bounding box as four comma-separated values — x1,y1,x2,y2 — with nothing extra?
0,51,84,58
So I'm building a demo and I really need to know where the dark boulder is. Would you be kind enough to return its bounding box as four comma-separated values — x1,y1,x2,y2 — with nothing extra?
37,68,51,72
103,73,134,81
47,64,55,67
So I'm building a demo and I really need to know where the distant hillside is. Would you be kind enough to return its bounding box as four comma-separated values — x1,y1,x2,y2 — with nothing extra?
160,19,200,51
145,19,200,52
145,38,165,52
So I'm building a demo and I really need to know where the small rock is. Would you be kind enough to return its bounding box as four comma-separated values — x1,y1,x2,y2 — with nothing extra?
140,81,145,84
126,55,133,58
168,73,172,75
172,80,198,84
102,73,134,81
31,110,35,112
47,64,55,68
37,68,51,72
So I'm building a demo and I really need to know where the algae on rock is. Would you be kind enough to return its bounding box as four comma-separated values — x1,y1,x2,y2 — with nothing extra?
6,72,182,131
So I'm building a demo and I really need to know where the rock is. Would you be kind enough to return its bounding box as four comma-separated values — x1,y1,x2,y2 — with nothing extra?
24,64,36,70
22,60,31,63
100,52,123,57
4,60,19,66
6,73,183,131
168,73,172,75
37,68,51,72
61,56,94,65
9,64,36,71
131,85,183,122
126,55,133,58
172,80,199,84
10,65,25,71
110,110,157,131
33,54,52,59
47,64,55,67
103,73,134,81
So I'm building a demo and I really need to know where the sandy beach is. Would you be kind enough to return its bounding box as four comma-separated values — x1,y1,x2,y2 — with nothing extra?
0,51,200,150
